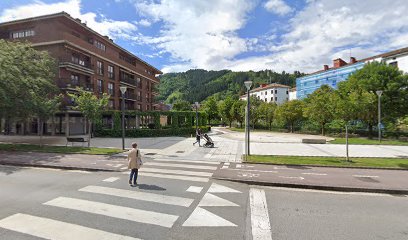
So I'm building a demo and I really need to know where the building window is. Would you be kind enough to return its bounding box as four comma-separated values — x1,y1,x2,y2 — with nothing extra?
286,90,289,94
97,80,103,93
274,89,277,94
97,61,104,75
11,29,35,39
108,82,114,96
271,90,273,94
275,97,277,101
137,104,141,110
315,80,319,84
94,40,106,51
271,97,273,102
70,74,79,86
108,65,114,79
389,61,398,68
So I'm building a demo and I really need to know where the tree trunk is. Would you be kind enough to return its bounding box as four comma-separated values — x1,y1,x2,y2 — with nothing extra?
269,121,272,131
229,120,232,128
88,120,91,148
39,119,43,147
321,123,325,136
290,122,294,133
368,123,373,139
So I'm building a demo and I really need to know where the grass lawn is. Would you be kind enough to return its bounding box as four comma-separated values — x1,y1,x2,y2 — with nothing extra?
329,138,408,146
0,143,123,155
246,155,408,169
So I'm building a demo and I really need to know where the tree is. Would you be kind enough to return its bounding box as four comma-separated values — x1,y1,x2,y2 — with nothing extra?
304,85,336,135
258,101,277,130
0,40,57,130
172,100,192,111
249,96,263,129
218,96,235,127
230,100,245,127
68,88,109,147
342,61,408,137
275,100,304,133
202,96,219,124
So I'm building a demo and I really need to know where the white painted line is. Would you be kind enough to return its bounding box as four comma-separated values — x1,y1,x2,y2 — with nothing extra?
353,175,379,178
154,158,220,165
44,197,178,228
121,167,128,170
221,165,229,169
139,172,209,182
102,177,120,182
279,176,304,180
144,162,217,170
141,167,213,177
224,162,230,166
79,185,194,207
301,173,328,176
0,213,140,240
208,183,242,193
236,164,242,168
186,186,203,193
250,188,272,240
227,169,278,173
113,164,123,168
182,207,237,227
198,193,239,207
264,186,403,197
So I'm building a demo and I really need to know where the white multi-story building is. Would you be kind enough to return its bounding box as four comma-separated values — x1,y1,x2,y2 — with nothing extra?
288,87,297,101
240,83,290,105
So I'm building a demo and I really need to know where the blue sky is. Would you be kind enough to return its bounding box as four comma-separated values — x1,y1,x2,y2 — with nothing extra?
1,0,407,73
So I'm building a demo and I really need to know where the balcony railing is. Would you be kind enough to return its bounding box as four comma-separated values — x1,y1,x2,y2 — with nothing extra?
120,77,136,86
59,57,94,74
56,78,94,92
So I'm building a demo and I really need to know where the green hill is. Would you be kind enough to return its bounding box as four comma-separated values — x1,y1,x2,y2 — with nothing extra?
157,69,304,103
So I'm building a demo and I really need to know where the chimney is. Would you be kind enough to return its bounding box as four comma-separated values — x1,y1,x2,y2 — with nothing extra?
333,58,347,68
350,57,357,64
323,65,329,70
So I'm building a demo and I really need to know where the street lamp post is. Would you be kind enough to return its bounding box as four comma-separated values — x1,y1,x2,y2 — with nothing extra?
120,86,127,150
195,102,199,132
244,81,253,160
376,90,383,143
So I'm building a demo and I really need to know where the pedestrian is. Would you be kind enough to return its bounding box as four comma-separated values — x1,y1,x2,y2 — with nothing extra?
127,142,142,186
193,128,202,146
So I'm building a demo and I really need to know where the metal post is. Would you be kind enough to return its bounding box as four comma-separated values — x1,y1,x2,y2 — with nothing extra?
121,92,125,150
195,102,199,131
247,89,250,156
345,123,349,161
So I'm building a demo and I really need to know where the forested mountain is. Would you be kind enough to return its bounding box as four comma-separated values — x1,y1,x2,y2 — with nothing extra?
157,69,304,103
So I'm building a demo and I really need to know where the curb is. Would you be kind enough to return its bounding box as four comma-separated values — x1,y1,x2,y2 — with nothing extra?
213,176,408,195
0,162,119,172
242,161,408,171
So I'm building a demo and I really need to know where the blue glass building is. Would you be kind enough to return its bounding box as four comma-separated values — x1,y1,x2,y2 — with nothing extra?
296,61,365,99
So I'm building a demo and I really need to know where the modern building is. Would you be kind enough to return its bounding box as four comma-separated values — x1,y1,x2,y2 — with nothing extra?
240,83,290,105
296,46,408,99
0,12,162,135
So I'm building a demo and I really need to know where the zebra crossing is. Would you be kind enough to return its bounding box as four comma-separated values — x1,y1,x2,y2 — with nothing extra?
0,157,249,239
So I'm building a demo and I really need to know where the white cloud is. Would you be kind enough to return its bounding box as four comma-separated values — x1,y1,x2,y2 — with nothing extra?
136,19,151,27
0,0,137,39
134,0,256,72
264,0,293,16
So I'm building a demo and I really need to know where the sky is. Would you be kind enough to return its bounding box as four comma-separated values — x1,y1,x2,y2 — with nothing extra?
1,0,407,74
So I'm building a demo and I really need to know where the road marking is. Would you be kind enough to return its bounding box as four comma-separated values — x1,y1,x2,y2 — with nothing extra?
186,186,203,193
353,175,379,178
198,193,239,207
279,176,304,180
144,162,217,170
301,173,328,176
121,167,128,170
224,162,230,166
236,164,242,168
182,207,237,227
227,169,278,173
102,177,120,182
238,173,260,178
0,213,141,240
113,164,123,168
154,158,220,165
79,185,194,207
44,197,179,228
139,167,213,177
221,165,229,169
139,172,209,182
250,188,272,240
208,183,242,193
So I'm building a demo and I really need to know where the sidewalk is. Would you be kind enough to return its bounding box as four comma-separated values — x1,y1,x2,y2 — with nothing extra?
213,162,408,194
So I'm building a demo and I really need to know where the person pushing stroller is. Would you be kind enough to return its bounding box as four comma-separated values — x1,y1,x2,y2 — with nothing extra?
193,128,202,146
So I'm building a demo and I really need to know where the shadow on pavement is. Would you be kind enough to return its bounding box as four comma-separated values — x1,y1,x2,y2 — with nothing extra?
0,165,23,175
137,184,166,191
285,165,311,169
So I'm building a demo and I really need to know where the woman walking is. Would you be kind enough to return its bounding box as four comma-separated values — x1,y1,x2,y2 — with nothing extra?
127,142,142,186
193,128,202,147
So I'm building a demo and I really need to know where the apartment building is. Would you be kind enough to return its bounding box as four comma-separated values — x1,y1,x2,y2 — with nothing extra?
296,46,408,99
240,83,290,105
0,12,162,135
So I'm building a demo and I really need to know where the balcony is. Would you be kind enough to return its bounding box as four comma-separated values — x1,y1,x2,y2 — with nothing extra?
59,57,94,75
120,76,137,86
120,92,137,101
56,78,94,92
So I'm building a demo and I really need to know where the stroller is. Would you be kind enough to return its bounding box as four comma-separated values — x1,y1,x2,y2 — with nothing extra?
202,133,215,148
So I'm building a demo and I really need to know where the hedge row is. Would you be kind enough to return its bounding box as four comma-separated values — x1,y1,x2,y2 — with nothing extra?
95,126,210,138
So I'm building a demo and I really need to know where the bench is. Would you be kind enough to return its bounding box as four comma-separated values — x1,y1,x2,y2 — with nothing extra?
302,138,327,144
66,137,88,147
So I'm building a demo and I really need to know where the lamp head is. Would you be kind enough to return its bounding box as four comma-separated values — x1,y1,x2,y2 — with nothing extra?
244,81,253,91
376,90,383,96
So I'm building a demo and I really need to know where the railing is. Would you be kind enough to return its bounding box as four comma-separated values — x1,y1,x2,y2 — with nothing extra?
56,78,94,91
120,77,136,86
58,57,92,70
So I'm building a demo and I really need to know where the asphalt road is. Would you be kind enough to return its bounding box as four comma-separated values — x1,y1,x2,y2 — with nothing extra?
1,162,407,240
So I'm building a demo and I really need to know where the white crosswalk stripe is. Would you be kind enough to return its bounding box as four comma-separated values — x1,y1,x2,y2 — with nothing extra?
139,172,209,182
44,197,179,228
144,162,218,170
153,158,220,165
132,167,213,177
0,213,141,240
79,185,194,207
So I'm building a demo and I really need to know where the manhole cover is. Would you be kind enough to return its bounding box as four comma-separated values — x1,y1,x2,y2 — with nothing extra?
176,151,185,153
145,153,157,155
